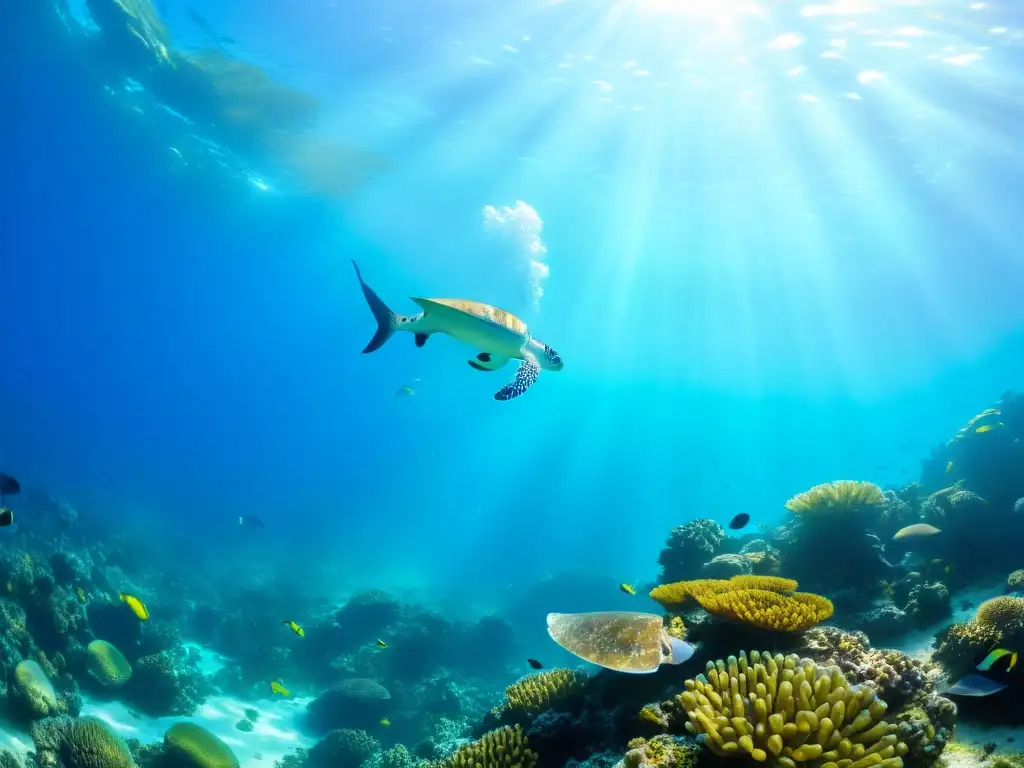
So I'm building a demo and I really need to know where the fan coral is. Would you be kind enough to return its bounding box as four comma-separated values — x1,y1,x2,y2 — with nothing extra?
676,651,908,766
504,669,588,716
784,481,884,517
307,728,380,768
1008,569,1024,592
622,736,700,768
31,715,134,768
434,726,537,768
650,576,797,610
86,640,132,687
693,590,833,632
657,519,725,584
165,722,239,768
14,659,58,718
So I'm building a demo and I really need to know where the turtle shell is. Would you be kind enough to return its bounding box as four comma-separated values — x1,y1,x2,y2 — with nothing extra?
546,611,666,673
417,298,528,336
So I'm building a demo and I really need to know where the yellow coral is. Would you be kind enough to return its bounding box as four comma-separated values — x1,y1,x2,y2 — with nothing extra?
622,735,700,768
650,576,797,609
694,589,833,632
680,651,908,766
975,596,1024,634
86,640,132,687
784,481,884,516
59,716,134,768
165,722,240,768
505,669,587,715
438,726,537,768
665,615,686,641
15,659,57,717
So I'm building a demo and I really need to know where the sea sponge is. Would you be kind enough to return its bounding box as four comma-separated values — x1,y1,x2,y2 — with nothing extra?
436,726,537,768
31,715,134,768
504,669,587,715
86,640,132,687
784,481,884,516
15,659,58,718
164,722,239,768
678,651,908,766
650,576,797,610
975,595,1024,634
693,589,834,632
1008,569,1024,592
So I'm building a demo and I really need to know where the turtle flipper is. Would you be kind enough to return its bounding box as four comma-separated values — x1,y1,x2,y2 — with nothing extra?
468,352,510,372
494,356,540,401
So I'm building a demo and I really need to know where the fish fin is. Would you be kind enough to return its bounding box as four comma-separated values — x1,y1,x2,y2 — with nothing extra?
351,261,413,353
469,353,509,371
495,355,540,401
415,333,428,347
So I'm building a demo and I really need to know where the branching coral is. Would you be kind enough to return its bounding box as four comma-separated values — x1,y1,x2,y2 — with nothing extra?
504,669,588,716
434,726,537,768
784,481,884,517
165,722,239,768
676,651,908,766
975,595,1024,633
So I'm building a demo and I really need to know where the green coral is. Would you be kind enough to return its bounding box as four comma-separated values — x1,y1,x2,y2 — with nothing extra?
15,659,58,718
622,736,699,768
86,640,132,687
164,722,239,768
31,715,134,768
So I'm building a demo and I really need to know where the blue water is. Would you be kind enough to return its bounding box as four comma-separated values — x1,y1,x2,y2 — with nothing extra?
2,0,1023,621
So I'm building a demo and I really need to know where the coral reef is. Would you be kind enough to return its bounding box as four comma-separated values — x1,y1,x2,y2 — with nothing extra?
935,596,1024,675
306,678,392,734
669,650,908,765
1008,569,1024,592
657,520,724,584
124,646,213,716
306,728,380,768
432,726,537,768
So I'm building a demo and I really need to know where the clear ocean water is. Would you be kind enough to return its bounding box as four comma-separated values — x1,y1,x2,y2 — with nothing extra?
2,2,1024,765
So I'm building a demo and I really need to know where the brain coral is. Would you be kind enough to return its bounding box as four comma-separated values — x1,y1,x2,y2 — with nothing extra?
694,589,834,632
31,715,134,768
86,640,132,687
15,659,58,718
306,678,392,733
165,722,240,768
677,651,907,766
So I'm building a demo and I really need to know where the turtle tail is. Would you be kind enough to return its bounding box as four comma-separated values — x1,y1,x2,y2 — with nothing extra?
351,260,403,354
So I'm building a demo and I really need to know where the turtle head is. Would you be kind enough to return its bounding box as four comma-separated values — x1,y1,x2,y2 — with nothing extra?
532,339,563,371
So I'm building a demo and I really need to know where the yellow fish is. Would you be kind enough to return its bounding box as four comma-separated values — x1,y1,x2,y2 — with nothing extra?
376,638,387,648
977,648,1018,673
270,681,290,696
284,620,305,637
395,386,415,397
619,583,636,596
945,461,954,474
379,718,391,727
976,423,1004,433
119,592,150,621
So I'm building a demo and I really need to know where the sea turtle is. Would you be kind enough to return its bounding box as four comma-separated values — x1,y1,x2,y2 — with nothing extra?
351,261,562,401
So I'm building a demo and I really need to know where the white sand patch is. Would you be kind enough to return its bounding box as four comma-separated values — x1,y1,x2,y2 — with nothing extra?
952,721,1023,751
82,692,315,766
0,713,33,759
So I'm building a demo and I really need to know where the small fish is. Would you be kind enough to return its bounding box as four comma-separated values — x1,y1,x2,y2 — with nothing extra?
945,461,954,474
376,638,387,648
945,565,952,574
395,386,416,397
945,673,1007,697
239,515,265,528
619,583,636,595
270,681,290,696
119,592,150,621
976,423,1004,433
0,507,13,527
728,513,750,530
527,658,543,669
379,718,390,727
284,620,304,637
892,523,942,541
977,648,1018,673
